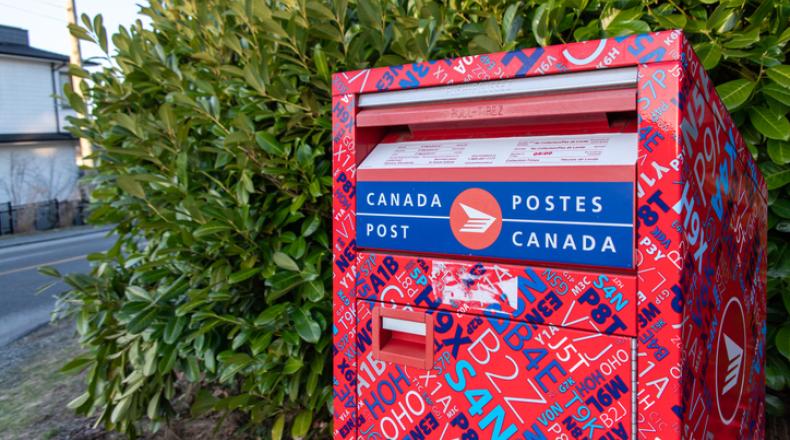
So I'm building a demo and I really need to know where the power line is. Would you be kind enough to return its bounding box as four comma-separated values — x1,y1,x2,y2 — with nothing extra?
0,1,66,23
35,0,66,10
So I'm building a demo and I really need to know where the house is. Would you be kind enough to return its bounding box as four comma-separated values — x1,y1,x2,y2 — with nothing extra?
0,24,81,206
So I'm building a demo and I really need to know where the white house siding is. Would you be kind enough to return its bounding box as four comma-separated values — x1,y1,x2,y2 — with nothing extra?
0,57,61,133
0,141,80,205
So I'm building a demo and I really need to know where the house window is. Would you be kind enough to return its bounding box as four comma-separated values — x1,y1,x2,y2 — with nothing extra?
58,72,72,110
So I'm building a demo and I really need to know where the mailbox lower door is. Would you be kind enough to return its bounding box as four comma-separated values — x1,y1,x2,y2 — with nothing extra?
356,299,634,440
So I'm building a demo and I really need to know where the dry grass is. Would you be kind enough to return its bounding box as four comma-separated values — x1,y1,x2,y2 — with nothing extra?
0,320,111,440
0,320,248,440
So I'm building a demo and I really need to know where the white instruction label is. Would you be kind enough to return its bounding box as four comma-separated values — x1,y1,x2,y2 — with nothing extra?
359,133,637,169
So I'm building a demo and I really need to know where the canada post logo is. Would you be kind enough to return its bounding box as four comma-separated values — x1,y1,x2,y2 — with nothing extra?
449,188,502,250
715,296,746,425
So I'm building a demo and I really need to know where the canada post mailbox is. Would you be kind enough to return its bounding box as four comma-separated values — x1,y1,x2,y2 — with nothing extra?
332,31,766,440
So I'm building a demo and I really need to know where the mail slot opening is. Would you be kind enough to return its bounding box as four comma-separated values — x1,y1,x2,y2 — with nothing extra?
373,307,433,369
380,319,425,357
365,111,638,146
357,87,637,132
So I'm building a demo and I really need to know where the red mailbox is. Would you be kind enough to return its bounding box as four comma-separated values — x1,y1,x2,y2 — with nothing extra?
332,31,766,439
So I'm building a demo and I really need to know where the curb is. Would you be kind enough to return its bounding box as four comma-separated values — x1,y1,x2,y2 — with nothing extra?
0,226,114,250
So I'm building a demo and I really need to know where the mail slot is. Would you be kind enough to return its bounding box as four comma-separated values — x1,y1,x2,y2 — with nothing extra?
332,31,766,440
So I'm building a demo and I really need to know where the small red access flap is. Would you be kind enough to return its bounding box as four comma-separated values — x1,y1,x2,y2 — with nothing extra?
373,306,434,370
356,87,636,128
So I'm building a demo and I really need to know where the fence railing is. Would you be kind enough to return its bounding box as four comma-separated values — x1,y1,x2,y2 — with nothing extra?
0,199,90,236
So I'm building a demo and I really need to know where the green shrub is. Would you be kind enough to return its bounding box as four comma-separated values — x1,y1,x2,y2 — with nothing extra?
55,0,788,437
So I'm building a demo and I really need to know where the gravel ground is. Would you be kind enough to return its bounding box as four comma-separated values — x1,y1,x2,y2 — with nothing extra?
0,320,246,440
0,319,117,440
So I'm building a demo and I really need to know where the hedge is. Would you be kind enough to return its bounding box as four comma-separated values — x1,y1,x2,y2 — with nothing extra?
53,0,789,437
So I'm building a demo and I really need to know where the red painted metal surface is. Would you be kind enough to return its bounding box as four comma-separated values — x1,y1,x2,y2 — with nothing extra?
356,88,636,128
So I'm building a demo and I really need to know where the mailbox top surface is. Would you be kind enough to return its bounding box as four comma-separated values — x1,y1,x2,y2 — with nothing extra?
332,30,685,96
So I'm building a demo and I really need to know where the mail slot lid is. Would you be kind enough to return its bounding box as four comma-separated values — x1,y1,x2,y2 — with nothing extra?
356,88,636,128
355,299,635,440
357,133,636,269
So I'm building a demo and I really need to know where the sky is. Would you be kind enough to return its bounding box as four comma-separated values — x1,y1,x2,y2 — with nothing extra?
0,0,146,61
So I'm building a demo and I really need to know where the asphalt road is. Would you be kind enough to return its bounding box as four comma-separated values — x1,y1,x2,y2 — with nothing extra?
0,227,115,346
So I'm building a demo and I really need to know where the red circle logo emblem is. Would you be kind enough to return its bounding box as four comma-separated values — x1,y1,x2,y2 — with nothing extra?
449,188,502,250
715,297,746,425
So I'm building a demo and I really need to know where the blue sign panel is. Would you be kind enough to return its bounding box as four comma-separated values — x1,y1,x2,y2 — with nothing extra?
356,181,634,268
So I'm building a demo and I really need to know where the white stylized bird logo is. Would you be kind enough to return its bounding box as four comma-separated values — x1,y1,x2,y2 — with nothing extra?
722,334,743,395
458,203,497,233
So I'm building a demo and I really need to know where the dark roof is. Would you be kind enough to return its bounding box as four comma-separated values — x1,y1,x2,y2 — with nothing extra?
0,25,29,45
0,42,69,63
0,133,76,143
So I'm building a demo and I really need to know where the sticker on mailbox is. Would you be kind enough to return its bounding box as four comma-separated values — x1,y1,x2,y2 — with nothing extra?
357,134,636,268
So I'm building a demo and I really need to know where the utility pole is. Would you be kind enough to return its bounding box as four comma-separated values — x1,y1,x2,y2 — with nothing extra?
66,0,93,167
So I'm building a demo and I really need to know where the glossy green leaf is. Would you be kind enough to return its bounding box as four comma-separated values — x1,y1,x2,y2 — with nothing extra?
773,200,790,218
767,358,787,390
193,223,232,237
117,175,145,198
303,279,325,302
163,316,187,344
184,356,200,382
715,79,755,110
767,65,790,89
255,131,286,156
751,107,790,140
254,304,287,326
357,0,382,29
763,82,790,106
125,286,151,302
695,42,722,69
110,395,132,424
292,308,320,343
472,35,500,53
272,414,285,440
273,251,299,271
777,326,790,361
67,392,91,410
780,26,790,45
38,265,61,278
761,163,790,190
768,140,790,165
228,267,261,284
291,410,313,438
502,4,521,43
652,13,686,29
723,27,759,48
143,342,159,376
60,355,94,374
531,3,551,46
707,5,737,33
283,357,303,374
